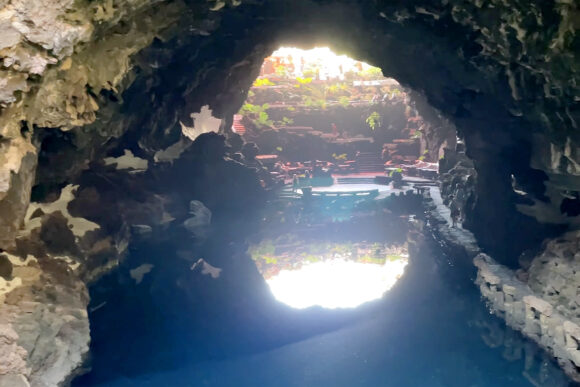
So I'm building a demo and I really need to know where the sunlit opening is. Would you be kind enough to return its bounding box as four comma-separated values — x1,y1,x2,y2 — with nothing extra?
264,47,377,80
267,258,408,309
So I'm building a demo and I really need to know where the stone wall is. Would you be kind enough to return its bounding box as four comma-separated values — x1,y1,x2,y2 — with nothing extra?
527,230,580,323
474,253,580,382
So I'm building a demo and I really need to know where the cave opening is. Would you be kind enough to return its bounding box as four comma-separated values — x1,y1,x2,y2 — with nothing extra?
71,39,568,386
240,47,428,309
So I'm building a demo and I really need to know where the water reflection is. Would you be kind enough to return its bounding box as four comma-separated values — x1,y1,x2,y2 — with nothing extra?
267,258,407,309
74,186,576,386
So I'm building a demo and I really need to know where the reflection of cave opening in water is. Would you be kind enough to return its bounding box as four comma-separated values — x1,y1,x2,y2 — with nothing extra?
266,257,408,309
250,237,410,309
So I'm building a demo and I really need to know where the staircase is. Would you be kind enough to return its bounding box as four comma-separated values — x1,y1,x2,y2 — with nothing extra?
232,114,246,135
277,185,301,199
355,152,384,173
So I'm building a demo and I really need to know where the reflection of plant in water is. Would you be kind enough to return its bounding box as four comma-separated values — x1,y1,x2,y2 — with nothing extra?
389,167,403,177
306,254,320,263
264,256,278,264
248,239,276,261
359,255,386,264
250,236,408,277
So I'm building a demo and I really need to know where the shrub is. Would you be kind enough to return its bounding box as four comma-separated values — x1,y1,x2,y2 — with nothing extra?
253,78,275,87
366,111,381,130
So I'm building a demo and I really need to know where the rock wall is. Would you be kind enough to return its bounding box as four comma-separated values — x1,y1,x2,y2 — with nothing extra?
475,253,580,382
0,252,89,387
528,231,580,323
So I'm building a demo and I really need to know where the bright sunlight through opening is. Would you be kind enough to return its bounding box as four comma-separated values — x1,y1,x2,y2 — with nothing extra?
266,258,408,309
269,47,376,80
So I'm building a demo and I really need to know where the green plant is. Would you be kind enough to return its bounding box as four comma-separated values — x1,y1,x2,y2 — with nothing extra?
332,153,348,161
248,239,276,261
296,77,313,84
338,96,350,107
253,78,275,87
386,254,402,261
257,111,272,126
366,111,381,130
303,96,325,109
238,103,274,128
389,168,403,177
390,87,402,96
274,65,287,77
358,66,384,80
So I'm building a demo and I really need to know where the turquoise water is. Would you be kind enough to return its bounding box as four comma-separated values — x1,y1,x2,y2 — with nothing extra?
74,191,575,387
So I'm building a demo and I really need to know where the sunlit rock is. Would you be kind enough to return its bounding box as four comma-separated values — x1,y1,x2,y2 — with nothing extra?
21,184,100,239
183,200,212,239
0,140,36,249
191,258,222,279
528,231,580,322
154,137,192,164
130,264,154,285
104,149,148,172
181,105,222,141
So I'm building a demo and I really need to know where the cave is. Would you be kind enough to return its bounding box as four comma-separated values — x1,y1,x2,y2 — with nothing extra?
0,1,579,386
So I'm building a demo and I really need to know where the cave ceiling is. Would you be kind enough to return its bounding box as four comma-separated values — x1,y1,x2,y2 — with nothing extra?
0,0,578,256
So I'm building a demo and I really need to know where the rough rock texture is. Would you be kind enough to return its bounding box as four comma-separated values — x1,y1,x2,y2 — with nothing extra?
0,0,577,384
0,0,188,248
528,231,580,322
475,253,580,383
439,147,477,227
0,253,89,387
